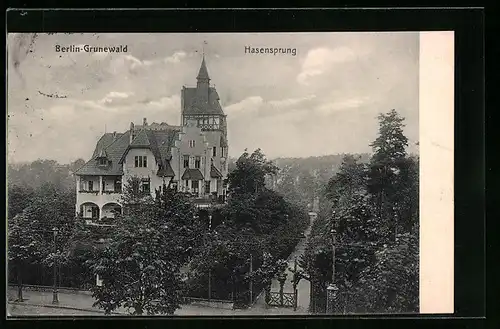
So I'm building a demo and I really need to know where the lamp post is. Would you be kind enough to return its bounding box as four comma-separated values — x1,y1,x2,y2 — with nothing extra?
52,227,59,304
326,227,337,313
208,214,212,304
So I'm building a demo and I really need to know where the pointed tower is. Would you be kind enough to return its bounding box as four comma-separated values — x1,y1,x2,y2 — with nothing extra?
180,55,229,199
196,55,210,98
181,56,226,136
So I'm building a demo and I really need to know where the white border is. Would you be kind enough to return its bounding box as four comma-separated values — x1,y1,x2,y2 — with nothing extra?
419,31,455,314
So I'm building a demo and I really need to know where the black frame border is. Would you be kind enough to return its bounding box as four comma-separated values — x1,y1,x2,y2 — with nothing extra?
4,7,486,329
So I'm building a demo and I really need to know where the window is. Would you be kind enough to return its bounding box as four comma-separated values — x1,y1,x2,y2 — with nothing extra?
212,146,217,157
189,140,196,148
98,158,107,166
91,207,99,219
134,156,147,168
205,181,211,194
192,180,199,193
183,155,190,168
221,147,225,158
88,181,94,191
141,178,150,194
115,178,122,192
195,156,201,169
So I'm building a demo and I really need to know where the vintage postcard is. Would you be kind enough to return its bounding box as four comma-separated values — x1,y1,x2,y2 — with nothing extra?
6,32,453,316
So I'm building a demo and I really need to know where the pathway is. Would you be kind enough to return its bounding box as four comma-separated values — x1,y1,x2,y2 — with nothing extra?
250,213,315,314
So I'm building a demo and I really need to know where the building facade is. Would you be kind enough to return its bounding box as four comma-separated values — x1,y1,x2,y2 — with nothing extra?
75,57,229,223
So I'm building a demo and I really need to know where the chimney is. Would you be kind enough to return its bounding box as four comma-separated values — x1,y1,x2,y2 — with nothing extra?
143,118,148,126
129,122,135,144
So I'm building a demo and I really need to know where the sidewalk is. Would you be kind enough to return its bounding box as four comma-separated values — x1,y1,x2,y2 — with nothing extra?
7,288,306,316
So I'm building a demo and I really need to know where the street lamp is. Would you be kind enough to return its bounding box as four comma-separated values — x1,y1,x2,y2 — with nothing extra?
52,227,59,304
326,283,338,313
208,214,212,303
326,227,337,313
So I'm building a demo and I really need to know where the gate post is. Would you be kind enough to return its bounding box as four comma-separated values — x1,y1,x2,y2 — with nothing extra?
277,272,287,307
264,283,271,304
292,257,298,311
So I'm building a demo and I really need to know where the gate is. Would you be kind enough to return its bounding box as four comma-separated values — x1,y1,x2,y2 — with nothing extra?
267,291,296,308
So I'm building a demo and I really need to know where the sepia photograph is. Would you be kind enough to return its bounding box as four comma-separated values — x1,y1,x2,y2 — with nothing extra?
7,32,422,316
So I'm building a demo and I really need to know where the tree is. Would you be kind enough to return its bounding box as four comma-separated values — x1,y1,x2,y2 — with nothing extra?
227,149,278,196
325,155,367,204
274,165,305,207
368,109,416,241
90,178,194,315
297,170,316,208
7,184,35,220
154,182,204,264
351,227,419,313
8,159,80,193
304,154,380,313
8,185,77,290
8,212,44,301
187,149,308,306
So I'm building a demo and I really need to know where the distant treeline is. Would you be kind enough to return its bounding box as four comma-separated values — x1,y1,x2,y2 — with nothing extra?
8,159,86,193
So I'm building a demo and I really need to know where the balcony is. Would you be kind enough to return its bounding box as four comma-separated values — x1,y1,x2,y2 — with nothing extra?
193,193,226,209
102,189,122,195
77,189,122,208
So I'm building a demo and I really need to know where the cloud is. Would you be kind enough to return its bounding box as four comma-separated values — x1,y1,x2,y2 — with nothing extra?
97,91,135,106
107,54,154,74
297,46,358,85
315,97,370,116
268,95,316,108
142,95,181,109
227,95,317,115
164,51,187,64
225,96,264,115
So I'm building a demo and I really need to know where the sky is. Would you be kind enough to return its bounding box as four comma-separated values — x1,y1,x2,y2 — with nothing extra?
7,32,419,164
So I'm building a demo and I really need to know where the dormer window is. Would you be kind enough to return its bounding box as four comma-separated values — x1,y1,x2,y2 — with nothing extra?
96,149,108,167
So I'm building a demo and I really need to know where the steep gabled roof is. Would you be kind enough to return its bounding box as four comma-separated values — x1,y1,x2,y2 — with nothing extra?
130,129,151,147
181,168,204,181
76,126,181,176
92,133,123,158
210,164,223,178
75,132,131,176
157,160,175,177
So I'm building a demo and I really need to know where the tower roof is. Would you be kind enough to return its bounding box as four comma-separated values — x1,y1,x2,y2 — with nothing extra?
196,56,210,81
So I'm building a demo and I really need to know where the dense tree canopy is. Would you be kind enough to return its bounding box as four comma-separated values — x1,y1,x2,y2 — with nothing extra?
90,178,200,315
303,109,419,314
188,149,309,306
8,158,85,193
8,185,77,299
